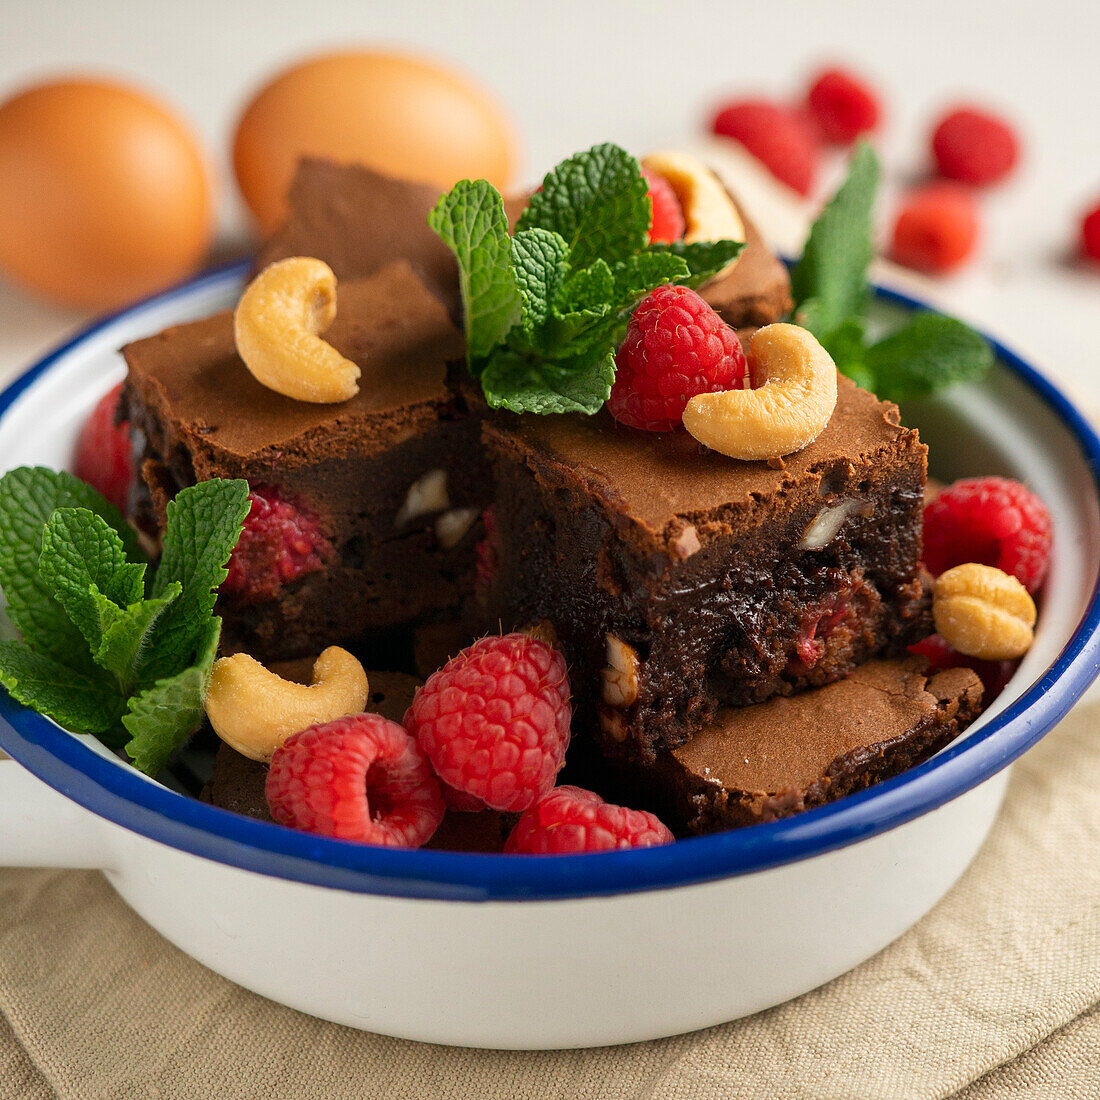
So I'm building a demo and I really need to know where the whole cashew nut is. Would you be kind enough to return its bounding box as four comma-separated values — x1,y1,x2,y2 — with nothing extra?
234,257,361,404
682,323,838,460
641,150,745,278
933,563,1036,660
205,646,369,761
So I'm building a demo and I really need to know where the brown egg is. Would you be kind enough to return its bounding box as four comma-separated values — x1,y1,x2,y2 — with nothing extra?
233,51,517,234
0,78,214,311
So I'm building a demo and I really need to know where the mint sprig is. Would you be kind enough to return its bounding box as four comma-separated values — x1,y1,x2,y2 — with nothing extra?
430,143,744,415
791,140,992,400
0,469,249,775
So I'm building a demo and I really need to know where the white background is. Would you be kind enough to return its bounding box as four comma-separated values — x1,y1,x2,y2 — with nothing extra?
0,0,1098,398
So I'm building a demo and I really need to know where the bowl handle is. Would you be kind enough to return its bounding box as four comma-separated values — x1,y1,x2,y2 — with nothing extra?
0,754,111,869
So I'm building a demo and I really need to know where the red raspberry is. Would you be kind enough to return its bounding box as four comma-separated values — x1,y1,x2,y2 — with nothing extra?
266,714,444,847
711,99,820,196
474,505,498,588
74,383,133,511
890,183,980,274
931,107,1020,186
1080,198,1100,264
404,633,571,812
923,476,1051,593
221,485,331,606
504,786,674,854
806,67,882,144
909,633,1015,703
607,285,747,432
643,168,685,244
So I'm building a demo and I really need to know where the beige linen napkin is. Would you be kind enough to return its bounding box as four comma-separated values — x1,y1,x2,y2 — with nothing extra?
1,696,1098,1100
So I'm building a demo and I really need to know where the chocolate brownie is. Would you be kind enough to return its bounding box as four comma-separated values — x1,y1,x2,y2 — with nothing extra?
122,261,486,660
201,666,512,852
255,158,528,322
255,157,791,330
480,374,932,762
605,658,983,835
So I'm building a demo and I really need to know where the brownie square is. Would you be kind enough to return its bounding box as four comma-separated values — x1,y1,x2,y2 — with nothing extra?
608,658,983,835
122,261,488,660
256,157,792,331
255,158,528,323
480,375,931,762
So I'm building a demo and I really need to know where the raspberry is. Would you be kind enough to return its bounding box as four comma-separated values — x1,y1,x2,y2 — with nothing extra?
1080,198,1100,264
474,505,498,588
806,67,881,144
923,477,1051,593
74,383,133,511
404,633,571,812
890,183,979,274
711,99,819,196
221,484,331,606
909,634,1015,703
643,168,685,244
504,786,674,854
931,107,1020,186
607,285,747,432
266,714,444,847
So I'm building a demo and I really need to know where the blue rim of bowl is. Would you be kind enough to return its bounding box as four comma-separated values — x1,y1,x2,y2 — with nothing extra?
1,262,1098,903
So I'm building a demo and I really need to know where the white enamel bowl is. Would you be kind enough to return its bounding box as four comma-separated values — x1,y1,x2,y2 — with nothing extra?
1,264,1098,1049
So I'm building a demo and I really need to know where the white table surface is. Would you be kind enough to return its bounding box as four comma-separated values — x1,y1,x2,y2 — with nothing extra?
1,0,1098,402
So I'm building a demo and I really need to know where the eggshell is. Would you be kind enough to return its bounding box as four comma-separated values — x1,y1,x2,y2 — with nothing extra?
233,51,517,233
0,78,214,310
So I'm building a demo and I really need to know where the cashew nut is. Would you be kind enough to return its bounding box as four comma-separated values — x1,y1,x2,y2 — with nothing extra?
682,323,838,461
205,646,369,761
933,563,1036,660
642,150,745,278
601,634,640,707
234,257,361,404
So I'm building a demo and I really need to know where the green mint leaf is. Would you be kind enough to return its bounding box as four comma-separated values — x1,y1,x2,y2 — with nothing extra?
122,618,220,775
537,304,612,354
517,143,649,270
610,252,690,304
0,467,144,664
560,259,615,312
428,179,521,367
38,508,146,653
790,140,880,340
94,582,182,691
527,253,687,368
863,313,994,403
511,227,570,335
480,348,615,415
0,640,124,736
820,317,870,383
647,239,745,288
143,479,249,681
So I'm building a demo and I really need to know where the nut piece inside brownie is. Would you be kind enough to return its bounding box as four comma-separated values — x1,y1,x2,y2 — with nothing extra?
122,260,486,661
602,658,983,835
480,375,932,763
201,666,512,853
